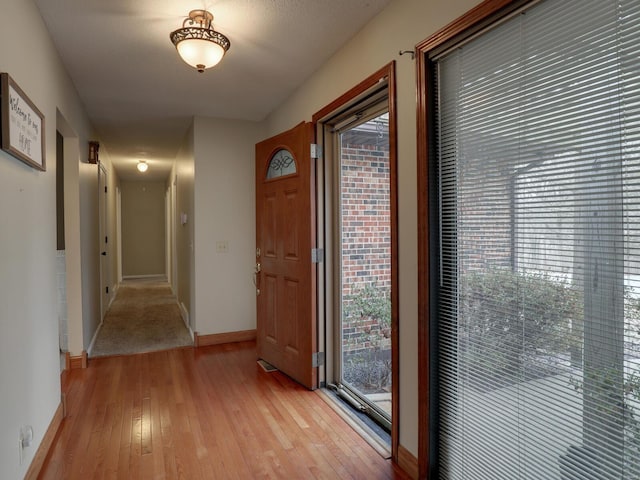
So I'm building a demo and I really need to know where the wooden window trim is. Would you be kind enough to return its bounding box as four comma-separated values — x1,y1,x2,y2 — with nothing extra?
415,1,525,478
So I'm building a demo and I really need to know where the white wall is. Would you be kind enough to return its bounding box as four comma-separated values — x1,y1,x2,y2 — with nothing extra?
264,0,483,457
174,124,195,328
193,117,264,334
0,0,94,478
120,181,166,277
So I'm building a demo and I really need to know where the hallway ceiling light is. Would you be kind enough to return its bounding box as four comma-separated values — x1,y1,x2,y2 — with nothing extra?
137,160,148,173
170,9,231,73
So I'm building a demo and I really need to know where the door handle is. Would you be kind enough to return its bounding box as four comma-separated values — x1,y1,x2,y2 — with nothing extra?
101,251,107,256
253,263,261,295
255,249,261,296
253,272,261,296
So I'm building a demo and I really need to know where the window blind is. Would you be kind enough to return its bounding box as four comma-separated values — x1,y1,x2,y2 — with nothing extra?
435,0,640,479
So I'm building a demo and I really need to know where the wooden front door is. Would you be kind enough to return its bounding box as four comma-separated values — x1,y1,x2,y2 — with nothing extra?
255,122,317,389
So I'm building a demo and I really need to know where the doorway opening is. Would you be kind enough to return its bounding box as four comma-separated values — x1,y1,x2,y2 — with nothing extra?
313,62,398,457
56,130,68,372
337,107,392,429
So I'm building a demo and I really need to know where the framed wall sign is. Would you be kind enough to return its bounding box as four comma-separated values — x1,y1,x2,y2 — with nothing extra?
1,73,46,171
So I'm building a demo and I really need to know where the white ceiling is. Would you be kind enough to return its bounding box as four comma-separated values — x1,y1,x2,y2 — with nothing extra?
34,0,391,181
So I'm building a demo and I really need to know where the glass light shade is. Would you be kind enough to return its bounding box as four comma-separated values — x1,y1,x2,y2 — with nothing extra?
176,39,225,71
137,161,148,173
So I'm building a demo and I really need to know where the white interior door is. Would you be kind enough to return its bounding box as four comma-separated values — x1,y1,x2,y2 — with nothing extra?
98,164,110,319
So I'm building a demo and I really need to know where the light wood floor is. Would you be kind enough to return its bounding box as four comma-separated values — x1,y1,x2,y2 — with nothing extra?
40,341,410,479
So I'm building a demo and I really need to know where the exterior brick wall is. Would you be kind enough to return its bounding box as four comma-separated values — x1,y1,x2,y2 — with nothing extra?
457,157,513,273
340,133,391,356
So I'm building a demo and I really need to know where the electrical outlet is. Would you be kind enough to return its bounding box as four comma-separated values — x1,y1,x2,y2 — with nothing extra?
216,241,229,253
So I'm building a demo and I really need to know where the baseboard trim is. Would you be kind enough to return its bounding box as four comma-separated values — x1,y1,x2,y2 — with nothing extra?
24,402,64,480
87,321,103,357
194,329,257,347
107,284,118,309
179,302,189,329
397,444,419,480
122,274,167,280
66,351,88,369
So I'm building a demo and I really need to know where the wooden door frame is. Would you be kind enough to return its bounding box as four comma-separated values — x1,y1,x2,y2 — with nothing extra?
312,61,399,462
416,1,528,477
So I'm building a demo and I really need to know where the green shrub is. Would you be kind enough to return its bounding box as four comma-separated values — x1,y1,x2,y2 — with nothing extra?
343,283,391,329
462,268,640,473
342,282,392,392
460,269,582,384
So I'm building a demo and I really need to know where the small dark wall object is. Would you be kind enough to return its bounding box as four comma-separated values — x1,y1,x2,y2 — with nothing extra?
88,141,99,164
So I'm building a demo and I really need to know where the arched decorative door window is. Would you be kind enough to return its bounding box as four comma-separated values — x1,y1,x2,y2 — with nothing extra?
266,149,297,179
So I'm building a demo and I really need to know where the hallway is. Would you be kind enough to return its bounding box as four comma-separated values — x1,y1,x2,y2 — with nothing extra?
41,343,409,479
91,279,193,358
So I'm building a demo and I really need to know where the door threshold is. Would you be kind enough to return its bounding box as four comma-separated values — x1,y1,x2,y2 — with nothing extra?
316,388,391,459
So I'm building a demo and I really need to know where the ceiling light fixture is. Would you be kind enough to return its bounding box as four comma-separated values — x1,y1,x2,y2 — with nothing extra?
170,9,231,73
137,160,148,173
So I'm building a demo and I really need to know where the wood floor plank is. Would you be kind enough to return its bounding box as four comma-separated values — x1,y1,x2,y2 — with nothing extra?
40,342,410,479
214,375,283,478
149,388,166,478
206,355,315,479
159,395,178,479
116,361,135,480
102,401,124,480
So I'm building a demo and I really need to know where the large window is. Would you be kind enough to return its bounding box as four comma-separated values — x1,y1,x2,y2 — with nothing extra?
420,0,640,478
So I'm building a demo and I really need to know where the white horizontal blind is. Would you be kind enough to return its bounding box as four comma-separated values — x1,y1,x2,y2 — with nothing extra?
435,0,640,479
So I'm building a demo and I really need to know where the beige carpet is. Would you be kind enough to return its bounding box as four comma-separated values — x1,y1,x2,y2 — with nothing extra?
91,280,193,357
